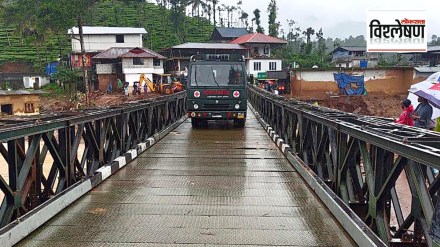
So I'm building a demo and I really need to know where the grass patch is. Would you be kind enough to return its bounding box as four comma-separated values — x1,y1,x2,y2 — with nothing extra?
41,83,65,98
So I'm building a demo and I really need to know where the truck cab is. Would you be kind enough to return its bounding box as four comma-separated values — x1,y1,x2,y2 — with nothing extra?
187,54,247,128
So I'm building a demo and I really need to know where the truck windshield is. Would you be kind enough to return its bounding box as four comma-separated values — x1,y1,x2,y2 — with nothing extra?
190,64,244,87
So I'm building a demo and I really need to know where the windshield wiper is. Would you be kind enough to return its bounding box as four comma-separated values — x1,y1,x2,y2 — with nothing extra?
193,67,199,87
210,66,220,87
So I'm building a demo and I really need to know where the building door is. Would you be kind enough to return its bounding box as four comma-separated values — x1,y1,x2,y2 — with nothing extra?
1,104,13,115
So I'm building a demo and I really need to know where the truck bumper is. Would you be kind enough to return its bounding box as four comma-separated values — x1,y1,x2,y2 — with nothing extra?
187,111,246,119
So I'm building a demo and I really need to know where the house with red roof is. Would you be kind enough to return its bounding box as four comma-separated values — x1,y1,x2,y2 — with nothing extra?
230,33,287,77
93,47,166,91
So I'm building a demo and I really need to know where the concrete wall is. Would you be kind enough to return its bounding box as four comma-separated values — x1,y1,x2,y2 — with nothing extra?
23,76,49,89
71,34,143,52
97,74,118,92
0,94,40,115
291,68,425,97
96,64,114,75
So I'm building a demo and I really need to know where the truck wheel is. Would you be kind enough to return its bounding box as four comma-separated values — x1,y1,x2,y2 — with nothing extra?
234,119,245,128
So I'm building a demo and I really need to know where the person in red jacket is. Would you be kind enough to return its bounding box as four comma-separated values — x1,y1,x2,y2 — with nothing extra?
395,99,414,126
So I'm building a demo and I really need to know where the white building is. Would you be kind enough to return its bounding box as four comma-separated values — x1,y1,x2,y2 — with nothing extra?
68,26,147,69
93,47,165,91
68,26,147,53
230,33,287,77
331,47,379,68
120,48,165,84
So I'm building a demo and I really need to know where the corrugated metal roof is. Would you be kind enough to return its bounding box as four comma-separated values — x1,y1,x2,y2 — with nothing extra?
214,27,249,38
428,46,440,52
171,43,246,50
93,47,166,59
0,90,44,95
93,47,133,59
120,48,166,59
230,33,287,44
68,26,147,35
414,67,440,73
337,46,366,52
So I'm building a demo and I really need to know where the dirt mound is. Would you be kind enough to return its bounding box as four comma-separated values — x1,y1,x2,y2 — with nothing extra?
40,91,164,113
294,93,406,118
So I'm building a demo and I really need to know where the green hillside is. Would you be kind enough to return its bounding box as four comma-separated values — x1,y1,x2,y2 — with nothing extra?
0,1,213,67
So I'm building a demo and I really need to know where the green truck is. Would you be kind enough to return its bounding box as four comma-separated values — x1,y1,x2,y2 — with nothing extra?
186,54,247,128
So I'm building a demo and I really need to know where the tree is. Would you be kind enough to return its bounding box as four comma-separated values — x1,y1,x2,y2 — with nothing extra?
253,9,264,33
430,34,440,46
267,0,279,37
170,0,187,43
315,28,327,67
222,4,237,27
208,0,219,26
303,27,315,44
52,65,79,100
65,0,100,105
239,12,249,29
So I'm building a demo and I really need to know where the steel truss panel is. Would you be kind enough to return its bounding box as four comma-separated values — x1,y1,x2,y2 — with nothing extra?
0,92,186,228
248,86,440,246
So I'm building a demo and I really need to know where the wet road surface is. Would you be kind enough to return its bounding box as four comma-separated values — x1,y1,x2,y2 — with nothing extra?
18,111,356,246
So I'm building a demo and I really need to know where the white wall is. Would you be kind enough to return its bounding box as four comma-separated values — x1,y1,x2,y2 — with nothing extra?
23,76,49,88
248,44,271,57
124,68,165,86
71,34,143,52
247,59,282,77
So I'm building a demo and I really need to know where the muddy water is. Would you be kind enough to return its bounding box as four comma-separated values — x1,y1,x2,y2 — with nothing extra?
0,142,85,202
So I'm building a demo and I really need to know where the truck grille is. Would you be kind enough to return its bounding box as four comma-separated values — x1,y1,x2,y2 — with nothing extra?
203,104,231,110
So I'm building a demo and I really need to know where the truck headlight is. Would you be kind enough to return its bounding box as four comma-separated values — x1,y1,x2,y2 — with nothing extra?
194,104,199,109
235,104,240,109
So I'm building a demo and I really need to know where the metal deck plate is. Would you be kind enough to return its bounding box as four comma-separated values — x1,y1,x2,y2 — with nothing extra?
18,112,356,246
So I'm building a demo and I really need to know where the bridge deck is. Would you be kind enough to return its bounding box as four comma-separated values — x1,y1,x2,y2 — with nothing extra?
18,112,356,246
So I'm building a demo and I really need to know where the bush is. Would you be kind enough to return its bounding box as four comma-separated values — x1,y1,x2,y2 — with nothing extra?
41,83,65,97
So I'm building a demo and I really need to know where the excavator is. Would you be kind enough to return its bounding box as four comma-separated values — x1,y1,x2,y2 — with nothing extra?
139,73,156,93
139,73,184,95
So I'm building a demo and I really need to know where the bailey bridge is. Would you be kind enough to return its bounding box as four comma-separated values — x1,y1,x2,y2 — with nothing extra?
1,86,440,247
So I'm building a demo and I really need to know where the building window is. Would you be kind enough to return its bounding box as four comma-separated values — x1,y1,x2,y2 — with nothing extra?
24,103,35,113
153,59,161,67
1,104,13,115
264,46,270,55
253,47,259,54
116,35,124,43
133,57,144,65
346,62,350,68
254,62,261,71
269,62,277,71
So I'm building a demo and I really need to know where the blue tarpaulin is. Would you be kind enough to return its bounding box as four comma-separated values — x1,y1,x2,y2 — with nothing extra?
333,73,366,95
46,62,59,76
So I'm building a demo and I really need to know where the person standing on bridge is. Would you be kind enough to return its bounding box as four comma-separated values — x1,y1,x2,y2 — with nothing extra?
413,96,433,129
395,99,414,126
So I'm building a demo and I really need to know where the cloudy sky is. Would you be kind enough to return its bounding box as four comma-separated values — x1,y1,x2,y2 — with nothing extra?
220,0,440,40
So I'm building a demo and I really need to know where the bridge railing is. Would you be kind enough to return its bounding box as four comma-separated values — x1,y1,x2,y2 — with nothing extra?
0,92,186,228
249,85,440,246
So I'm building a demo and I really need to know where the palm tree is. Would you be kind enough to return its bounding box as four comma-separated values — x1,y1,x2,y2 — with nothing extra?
239,12,249,29
187,0,207,18
217,5,224,27
303,27,315,44
210,0,219,26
